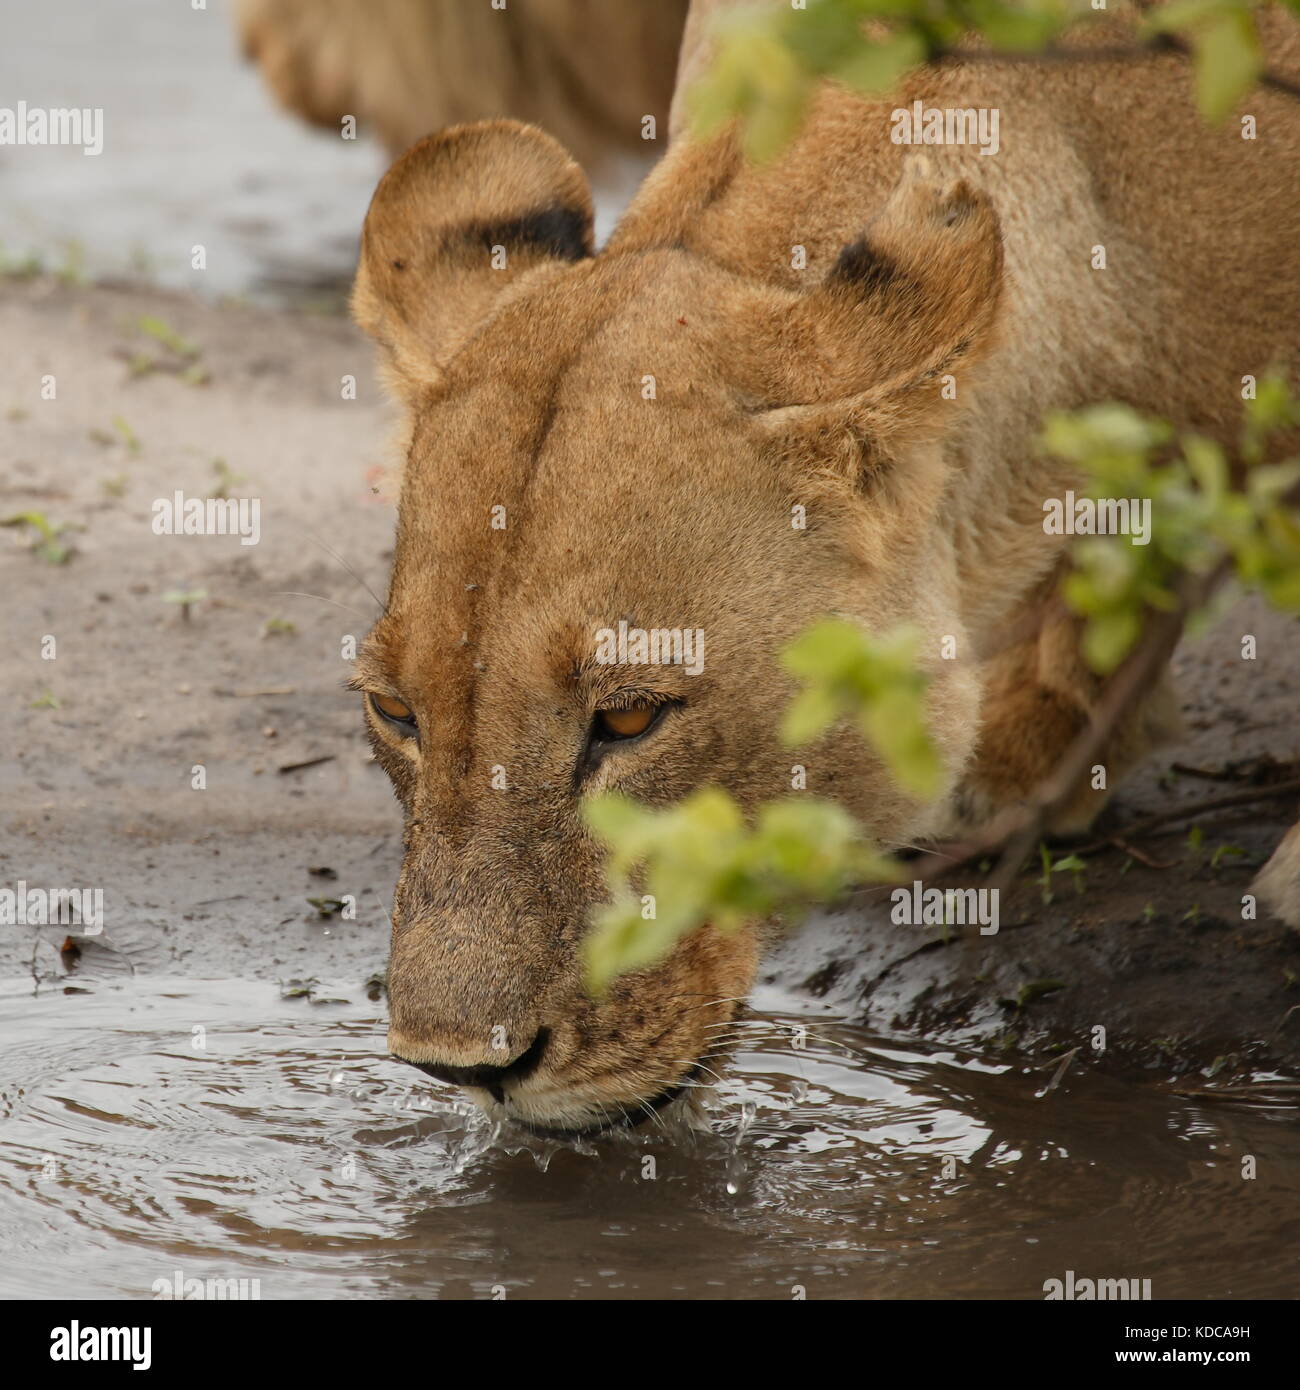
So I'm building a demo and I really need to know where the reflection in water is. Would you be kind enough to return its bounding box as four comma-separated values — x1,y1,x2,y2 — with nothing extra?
0,977,1296,1299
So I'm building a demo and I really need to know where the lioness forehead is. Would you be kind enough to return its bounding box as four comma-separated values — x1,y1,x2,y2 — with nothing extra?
384,249,814,616
406,247,752,476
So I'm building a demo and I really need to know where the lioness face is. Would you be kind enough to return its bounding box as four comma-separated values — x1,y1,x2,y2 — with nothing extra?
351,123,1002,1137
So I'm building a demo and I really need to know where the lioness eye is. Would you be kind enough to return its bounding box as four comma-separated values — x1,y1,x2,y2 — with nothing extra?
594,704,657,740
370,692,416,727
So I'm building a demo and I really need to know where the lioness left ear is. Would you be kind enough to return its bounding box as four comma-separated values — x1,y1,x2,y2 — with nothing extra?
736,155,1004,458
352,119,594,400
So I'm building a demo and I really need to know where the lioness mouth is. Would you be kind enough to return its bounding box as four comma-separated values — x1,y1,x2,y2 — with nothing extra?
509,1063,707,1142
398,1048,708,1143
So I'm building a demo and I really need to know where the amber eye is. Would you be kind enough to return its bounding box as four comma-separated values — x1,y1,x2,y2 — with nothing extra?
370,692,416,727
594,703,658,741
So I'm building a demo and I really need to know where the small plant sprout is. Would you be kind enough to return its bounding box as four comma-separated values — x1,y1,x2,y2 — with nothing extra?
209,459,247,500
56,239,86,286
1055,854,1088,896
29,690,61,710
111,415,141,454
125,315,209,384
262,616,297,638
162,587,208,622
0,244,43,279
1001,978,1067,1012
306,898,347,918
1,511,79,564
1037,845,1088,904
137,314,200,361
1209,842,1248,871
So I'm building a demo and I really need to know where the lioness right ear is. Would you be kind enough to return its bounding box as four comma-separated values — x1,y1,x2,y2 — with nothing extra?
731,155,1004,465
352,119,594,400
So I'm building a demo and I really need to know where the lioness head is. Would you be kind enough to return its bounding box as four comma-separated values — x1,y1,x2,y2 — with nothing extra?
351,120,1003,1137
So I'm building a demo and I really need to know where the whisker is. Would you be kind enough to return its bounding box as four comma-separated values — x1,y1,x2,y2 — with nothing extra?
292,525,387,615
638,1099,670,1135
269,590,371,618
671,1060,726,1087
701,1020,879,1066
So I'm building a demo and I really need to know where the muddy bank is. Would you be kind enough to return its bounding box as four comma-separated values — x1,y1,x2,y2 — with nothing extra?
769,618,1300,1078
2,279,1298,1079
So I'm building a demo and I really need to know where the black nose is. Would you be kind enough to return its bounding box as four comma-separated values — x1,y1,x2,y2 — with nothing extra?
399,1028,550,1102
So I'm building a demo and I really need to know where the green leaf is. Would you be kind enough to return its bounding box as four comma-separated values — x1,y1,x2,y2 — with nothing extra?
1145,0,1241,32
581,785,895,992
833,28,926,94
2,510,54,538
780,684,840,745
1041,404,1170,463
780,618,942,799
1083,608,1141,674
1182,434,1227,502
742,79,813,162
971,0,1064,52
1051,854,1087,873
860,686,943,799
1192,8,1261,123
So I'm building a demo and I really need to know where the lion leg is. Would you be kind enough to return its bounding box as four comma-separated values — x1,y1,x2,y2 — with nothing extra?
947,611,1182,838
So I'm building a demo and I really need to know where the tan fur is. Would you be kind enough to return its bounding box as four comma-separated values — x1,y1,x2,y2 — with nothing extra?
234,0,688,167
1254,822,1300,928
350,3,1300,1134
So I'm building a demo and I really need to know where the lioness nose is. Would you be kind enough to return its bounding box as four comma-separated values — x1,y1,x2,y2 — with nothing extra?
397,1028,549,1102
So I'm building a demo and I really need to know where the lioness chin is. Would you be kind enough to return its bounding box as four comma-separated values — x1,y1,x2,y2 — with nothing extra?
349,5,1299,1138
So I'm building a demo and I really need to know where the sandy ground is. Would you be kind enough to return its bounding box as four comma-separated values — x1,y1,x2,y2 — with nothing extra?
1,278,401,990
2,276,1299,1078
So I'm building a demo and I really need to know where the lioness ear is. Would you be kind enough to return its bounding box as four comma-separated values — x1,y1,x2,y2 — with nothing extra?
352,119,594,399
738,155,1004,459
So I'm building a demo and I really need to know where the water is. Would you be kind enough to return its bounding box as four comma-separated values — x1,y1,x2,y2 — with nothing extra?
2,975,1296,1299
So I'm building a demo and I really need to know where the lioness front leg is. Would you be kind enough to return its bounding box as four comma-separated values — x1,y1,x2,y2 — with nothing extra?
949,614,1182,838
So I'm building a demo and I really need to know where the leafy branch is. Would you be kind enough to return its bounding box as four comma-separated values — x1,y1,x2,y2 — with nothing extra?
689,0,1300,160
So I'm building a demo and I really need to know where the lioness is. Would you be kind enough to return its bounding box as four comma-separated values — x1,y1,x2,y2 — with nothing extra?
235,0,688,167
349,2,1300,1137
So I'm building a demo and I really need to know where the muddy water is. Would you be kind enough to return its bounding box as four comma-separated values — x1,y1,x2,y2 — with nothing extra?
1,975,1296,1300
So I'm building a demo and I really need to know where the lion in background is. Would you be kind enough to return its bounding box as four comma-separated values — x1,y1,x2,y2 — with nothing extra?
234,0,688,168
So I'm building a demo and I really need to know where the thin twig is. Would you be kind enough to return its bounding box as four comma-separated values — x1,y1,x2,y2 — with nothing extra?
1077,778,1300,855
983,558,1232,895
1037,1046,1080,1098
1108,837,1176,869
